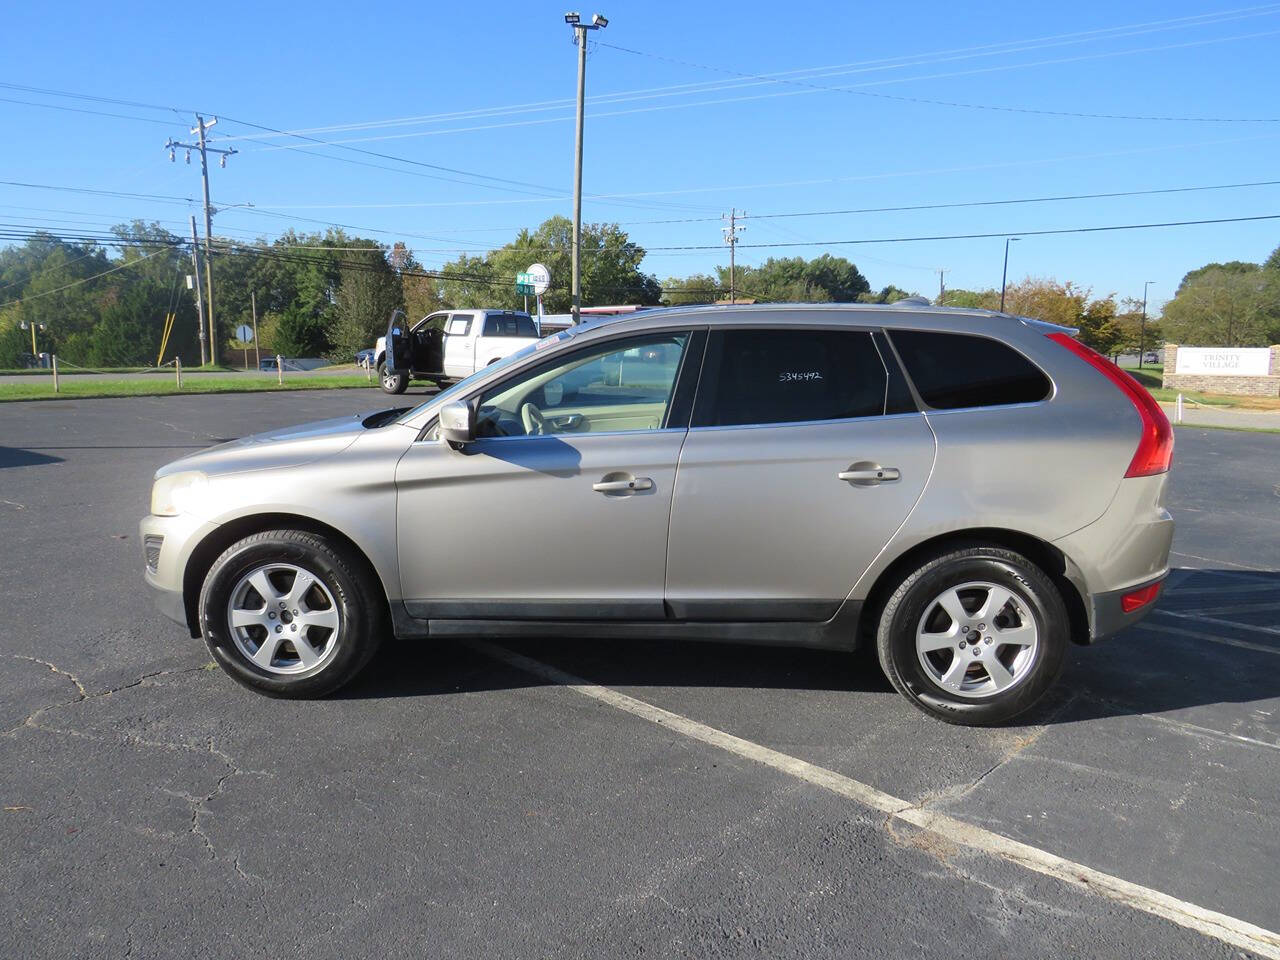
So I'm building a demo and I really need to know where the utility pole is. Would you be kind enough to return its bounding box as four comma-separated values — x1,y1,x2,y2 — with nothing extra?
937,268,949,304
1000,237,1021,312
188,215,207,365
722,208,746,303
166,117,236,364
1139,280,1155,369
251,290,261,370
565,12,608,324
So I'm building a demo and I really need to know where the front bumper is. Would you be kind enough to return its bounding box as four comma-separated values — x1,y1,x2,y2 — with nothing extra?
139,513,219,634
144,569,188,628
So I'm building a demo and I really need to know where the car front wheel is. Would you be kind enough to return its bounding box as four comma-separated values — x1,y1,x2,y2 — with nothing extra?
875,545,1067,725
198,529,384,698
378,360,408,395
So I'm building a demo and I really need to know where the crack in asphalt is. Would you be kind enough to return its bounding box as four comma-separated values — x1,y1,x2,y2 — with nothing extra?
898,693,1080,818
5,655,272,897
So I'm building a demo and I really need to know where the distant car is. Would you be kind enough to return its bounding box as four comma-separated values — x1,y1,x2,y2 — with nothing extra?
258,357,278,372
1143,352,1159,364
355,348,376,368
142,302,1173,724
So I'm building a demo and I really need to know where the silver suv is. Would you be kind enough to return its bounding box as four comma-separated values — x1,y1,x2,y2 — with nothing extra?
140,304,1174,724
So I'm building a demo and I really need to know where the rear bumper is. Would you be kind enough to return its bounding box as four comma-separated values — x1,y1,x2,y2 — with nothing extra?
1089,572,1167,642
1053,473,1174,643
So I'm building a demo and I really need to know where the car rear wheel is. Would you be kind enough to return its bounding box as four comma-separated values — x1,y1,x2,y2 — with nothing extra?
198,530,384,698
875,545,1067,725
378,360,408,395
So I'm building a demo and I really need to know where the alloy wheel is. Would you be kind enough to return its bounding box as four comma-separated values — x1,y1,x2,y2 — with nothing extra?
915,580,1039,699
226,563,341,675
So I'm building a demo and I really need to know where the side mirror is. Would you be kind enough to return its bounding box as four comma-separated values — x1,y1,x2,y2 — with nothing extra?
439,401,475,445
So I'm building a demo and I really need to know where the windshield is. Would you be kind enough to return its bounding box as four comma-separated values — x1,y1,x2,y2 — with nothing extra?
396,329,575,423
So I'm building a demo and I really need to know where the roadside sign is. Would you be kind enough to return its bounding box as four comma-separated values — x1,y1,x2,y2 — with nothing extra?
235,324,254,343
527,262,551,295
516,263,551,297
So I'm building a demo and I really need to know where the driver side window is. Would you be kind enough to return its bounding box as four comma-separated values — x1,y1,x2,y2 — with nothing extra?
474,333,689,439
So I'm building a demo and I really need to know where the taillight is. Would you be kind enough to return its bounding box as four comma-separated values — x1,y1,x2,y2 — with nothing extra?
1121,582,1161,613
1046,332,1173,477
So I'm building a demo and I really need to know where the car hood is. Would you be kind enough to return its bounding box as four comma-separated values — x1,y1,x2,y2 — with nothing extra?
155,407,408,479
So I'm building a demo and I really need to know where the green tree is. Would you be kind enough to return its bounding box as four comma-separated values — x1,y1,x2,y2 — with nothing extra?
717,255,870,303
1075,297,1126,356
857,284,916,304
260,302,329,356
661,273,720,305
1162,265,1280,346
438,216,661,312
329,245,402,358
392,243,445,322
937,288,999,309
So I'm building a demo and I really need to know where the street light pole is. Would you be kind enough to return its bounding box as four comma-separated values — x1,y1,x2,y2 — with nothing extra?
19,320,46,358
565,12,608,325
1139,280,1155,369
1000,237,1020,312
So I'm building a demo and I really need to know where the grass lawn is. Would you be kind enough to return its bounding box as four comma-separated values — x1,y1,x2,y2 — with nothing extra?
1125,364,1280,410
0,375,379,402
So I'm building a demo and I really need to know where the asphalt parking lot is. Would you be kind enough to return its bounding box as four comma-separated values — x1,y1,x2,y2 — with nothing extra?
2,389,1278,959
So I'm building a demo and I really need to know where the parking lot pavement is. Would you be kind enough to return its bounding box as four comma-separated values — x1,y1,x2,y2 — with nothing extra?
1,393,1278,959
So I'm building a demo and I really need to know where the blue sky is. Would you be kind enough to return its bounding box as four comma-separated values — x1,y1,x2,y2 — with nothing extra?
4,0,1280,309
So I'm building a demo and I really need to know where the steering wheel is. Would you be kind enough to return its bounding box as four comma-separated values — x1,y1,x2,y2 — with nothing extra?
520,402,547,436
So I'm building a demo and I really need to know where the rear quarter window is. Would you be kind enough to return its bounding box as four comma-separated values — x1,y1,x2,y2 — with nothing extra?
888,330,1051,410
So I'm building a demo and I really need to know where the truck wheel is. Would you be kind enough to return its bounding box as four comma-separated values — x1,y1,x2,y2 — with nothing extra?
378,361,408,395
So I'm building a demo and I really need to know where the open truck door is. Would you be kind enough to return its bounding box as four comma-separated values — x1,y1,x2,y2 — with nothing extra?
381,309,412,395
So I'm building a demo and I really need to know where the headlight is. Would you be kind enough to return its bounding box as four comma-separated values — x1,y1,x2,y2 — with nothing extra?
150,471,208,517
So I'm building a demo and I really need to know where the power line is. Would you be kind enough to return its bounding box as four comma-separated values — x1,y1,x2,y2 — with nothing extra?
741,178,1280,221
597,26,1280,125
196,5,1280,147
638,213,1280,251
0,96,188,126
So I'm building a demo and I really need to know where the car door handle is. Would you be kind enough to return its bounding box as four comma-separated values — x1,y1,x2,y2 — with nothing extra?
838,465,900,484
593,477,654,493
550,413,583,430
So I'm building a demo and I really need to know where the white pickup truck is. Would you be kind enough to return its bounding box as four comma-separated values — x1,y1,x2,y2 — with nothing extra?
376,309,540,395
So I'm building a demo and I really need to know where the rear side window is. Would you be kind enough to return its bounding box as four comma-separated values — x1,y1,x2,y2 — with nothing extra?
692,328,889,428
888,330,1051,409
482,314,537,337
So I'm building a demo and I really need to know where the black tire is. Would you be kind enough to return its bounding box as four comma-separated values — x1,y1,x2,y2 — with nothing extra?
198,529,385,698
377,360,408,395
875,544,1068,725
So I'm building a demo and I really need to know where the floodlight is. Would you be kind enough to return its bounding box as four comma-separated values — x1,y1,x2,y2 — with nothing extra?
592,13,607,26
564,11,579,23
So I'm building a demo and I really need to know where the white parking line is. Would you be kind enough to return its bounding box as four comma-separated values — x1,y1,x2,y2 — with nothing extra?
1155,608,1280,637
1134,620,1280,656
470,639,1280,960
1170,551,1273,573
